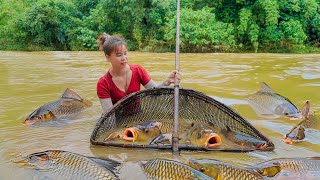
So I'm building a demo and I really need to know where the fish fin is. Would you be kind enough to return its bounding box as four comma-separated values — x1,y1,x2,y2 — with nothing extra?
62,100,73,107
286,119,306,136
301,100,310,119
150,133,172,145
260,82,274,93
260,163,282,177
88,157,122,172
61,88,83,101
104,132,121,141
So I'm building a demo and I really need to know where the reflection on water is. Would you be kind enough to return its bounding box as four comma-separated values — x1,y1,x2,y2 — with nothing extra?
0,51,319,179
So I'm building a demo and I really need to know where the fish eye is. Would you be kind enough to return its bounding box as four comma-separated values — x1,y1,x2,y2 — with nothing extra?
284,112,289,115
200,167,205,172
40,154,49,160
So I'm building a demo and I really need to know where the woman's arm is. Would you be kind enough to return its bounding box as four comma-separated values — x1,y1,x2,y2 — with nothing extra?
99,98,113,113
143,70,181,89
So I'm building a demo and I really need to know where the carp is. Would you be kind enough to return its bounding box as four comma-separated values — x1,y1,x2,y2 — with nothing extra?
26,150,120,180
141,158,213,180
104,121,162,143
221,126,267,150
249,157,320,178
104,121,195,143
187,123,222,149
186,158,264,180
150,123,222,149
24,88,92,125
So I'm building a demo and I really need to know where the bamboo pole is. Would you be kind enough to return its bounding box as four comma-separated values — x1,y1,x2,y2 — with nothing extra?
172,0,180,155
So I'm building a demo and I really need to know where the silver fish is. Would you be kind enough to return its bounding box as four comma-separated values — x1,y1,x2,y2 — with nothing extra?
26,150,120,180
246,82,301,119
24,88,92,125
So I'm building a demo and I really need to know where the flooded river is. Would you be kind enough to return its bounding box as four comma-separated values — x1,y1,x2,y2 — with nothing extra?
0,51,319,179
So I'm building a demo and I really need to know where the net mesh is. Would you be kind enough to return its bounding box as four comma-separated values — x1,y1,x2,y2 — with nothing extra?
90,87,274,151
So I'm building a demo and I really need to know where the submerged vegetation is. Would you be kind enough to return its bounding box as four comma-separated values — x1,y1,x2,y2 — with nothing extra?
0,0,319,53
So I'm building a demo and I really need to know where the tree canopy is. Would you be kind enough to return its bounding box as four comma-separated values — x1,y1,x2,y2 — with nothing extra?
0,0,319,52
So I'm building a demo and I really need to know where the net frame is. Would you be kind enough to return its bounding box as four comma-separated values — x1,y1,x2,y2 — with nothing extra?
90,87,274,152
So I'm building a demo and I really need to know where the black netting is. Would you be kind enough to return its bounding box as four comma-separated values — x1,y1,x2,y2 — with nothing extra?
90,87,274,152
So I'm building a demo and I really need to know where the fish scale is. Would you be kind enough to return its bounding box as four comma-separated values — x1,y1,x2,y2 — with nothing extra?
50,152,115,179
251,157,320,177
279,159,320,171
187,158,263,180
142,159,213,180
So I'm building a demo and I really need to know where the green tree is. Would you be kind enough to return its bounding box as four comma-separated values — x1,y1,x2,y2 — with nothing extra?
17,0,81,50
280,19,307,45
165,7,235,52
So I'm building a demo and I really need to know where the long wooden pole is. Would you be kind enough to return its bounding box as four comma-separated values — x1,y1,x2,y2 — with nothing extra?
172,0,180,155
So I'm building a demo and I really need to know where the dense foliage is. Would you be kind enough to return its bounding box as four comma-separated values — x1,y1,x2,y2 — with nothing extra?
0,0,319,52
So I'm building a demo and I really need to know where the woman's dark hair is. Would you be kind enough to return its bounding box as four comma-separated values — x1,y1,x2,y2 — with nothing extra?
98,33,127,56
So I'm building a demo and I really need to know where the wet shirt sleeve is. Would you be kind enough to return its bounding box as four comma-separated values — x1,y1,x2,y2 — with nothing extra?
96,75,111,99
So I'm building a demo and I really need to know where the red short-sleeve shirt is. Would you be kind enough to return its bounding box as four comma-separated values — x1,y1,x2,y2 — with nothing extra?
97,64,151,104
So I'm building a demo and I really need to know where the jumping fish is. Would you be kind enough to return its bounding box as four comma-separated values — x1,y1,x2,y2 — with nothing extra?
141,158,213,180
186,158,263,180
25,150,120,180
283,124,305,144
283,100,318,144
246,82,301,119
24,88,92,125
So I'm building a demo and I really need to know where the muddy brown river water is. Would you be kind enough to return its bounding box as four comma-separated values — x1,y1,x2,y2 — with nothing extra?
0,51,319,179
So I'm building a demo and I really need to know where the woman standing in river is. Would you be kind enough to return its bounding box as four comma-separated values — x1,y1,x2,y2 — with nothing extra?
97,33,181,112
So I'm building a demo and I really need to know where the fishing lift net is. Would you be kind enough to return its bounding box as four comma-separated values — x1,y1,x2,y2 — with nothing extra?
90,87,274,152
